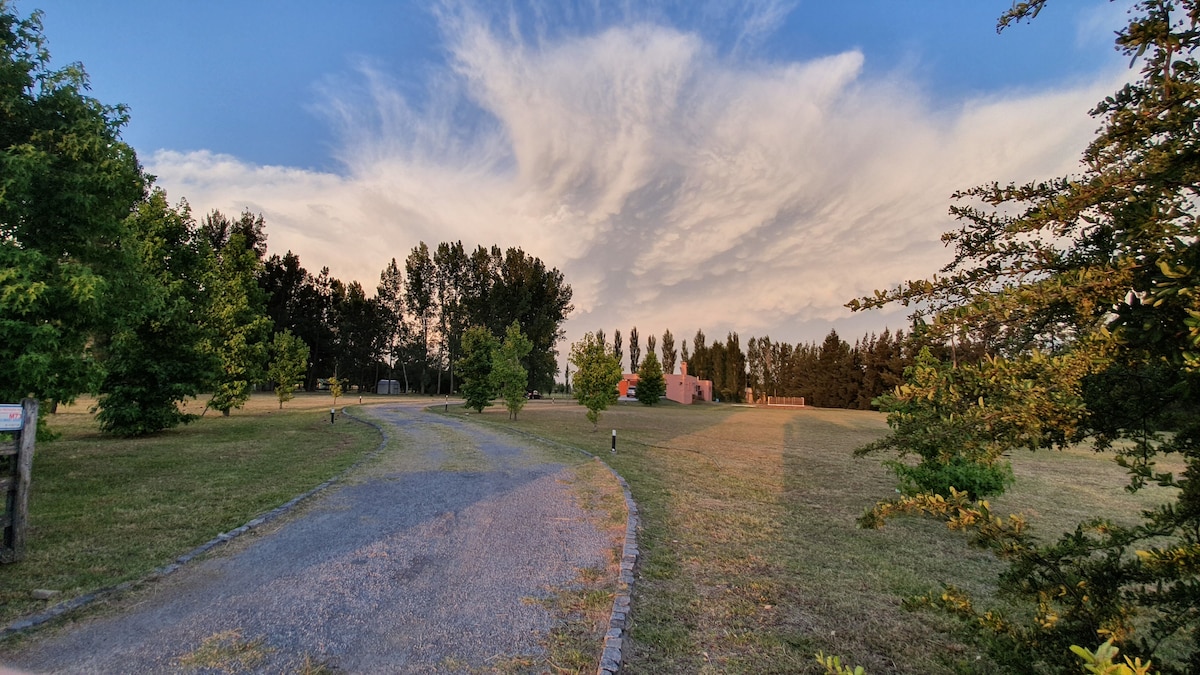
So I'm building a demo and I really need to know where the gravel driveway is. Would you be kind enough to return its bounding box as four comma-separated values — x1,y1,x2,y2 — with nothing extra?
1,402,616,673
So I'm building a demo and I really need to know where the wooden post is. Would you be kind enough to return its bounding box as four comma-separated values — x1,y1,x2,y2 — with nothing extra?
2,398,37,563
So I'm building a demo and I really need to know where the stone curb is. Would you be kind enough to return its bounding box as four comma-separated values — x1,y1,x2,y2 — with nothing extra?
442,411,640,675
0,407,389,641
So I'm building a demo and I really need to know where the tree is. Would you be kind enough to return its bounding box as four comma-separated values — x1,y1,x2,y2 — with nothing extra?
629,326,641,372
690,330,709,380
570,332,622,429
849,2,1200,670
376,258,409,389
458,326,497,413
335,281,384,391
96,191,217,436
261,251,335,390
646,334,657,363
635,351,666,405
0,4,147,411
268,330,309,409
485,246,574,393
203,214,272,416
490,321,532,420
405,242,436,393
661,329,677,375
328,375,343,407
433,241,468,394
613,329,624,366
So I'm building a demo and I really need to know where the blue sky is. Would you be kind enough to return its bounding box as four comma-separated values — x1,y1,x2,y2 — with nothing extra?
25,0,1131,351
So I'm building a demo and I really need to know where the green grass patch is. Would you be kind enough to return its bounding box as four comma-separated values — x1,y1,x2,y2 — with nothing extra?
0,392,380,629
447,400,1178,674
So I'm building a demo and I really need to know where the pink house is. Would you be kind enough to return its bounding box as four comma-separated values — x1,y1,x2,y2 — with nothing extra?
664,361,713,405
619,361,713,404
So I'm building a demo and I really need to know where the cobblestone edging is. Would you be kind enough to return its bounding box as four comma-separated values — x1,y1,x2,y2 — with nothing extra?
455,416,640,675
0,407,387,641
598,471,639,675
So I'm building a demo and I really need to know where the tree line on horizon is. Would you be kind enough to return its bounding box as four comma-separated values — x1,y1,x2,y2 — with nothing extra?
265,240,572,397
591,325,932,409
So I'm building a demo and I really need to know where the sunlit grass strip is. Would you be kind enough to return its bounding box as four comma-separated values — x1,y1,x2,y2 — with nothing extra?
449,400,1178,674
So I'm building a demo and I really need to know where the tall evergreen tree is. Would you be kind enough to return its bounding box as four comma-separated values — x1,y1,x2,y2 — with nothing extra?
635,351,666,405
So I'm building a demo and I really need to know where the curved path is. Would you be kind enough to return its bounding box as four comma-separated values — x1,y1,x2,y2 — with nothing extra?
1,402,616,673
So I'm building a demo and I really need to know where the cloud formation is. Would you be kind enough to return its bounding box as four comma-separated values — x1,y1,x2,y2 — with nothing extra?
149,4,1117,349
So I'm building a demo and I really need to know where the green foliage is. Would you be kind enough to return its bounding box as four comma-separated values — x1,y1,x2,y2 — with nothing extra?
1072,640,1153,675
661,329,677,375
814,652,866,675
268,330,309,409
96,191,216,436
490,321,532,420
458,326,498,412
857,347,1090,499
204,216,272,416
635,350,666,405
570,332,622,429
0,2,146,407
849,2,1200,670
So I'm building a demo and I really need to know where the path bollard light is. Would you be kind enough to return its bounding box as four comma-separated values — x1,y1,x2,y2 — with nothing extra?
611,429,617,454
358,395,362,404
445,395,449,412
330,408,336,424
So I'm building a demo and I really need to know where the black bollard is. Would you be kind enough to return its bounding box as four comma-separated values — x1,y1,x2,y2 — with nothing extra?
611,429,617,454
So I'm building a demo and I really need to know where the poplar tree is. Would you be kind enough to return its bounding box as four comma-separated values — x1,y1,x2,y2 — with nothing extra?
629,326,641,372
661,329,677,375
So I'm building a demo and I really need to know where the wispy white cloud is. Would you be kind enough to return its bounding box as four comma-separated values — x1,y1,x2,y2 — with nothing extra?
149,5,1119,350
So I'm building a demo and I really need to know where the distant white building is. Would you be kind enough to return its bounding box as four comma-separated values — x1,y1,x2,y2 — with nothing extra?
377,379,402,394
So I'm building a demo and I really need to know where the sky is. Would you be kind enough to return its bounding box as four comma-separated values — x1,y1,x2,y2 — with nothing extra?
24,0,1134,358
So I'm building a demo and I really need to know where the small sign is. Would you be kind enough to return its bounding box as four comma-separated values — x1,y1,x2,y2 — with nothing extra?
0,405,22,432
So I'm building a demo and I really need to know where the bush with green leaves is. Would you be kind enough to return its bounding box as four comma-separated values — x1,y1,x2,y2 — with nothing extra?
569,332,622,429
635,351,666,405
490,321,532,420
458,326,498,413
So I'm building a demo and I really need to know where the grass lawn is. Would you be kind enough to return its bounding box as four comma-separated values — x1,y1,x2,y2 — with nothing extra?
0,392,381,629
447,398,1179,674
